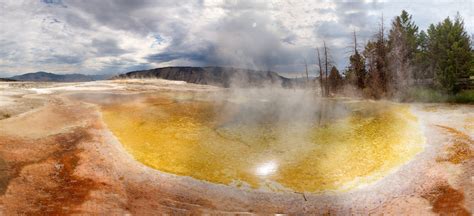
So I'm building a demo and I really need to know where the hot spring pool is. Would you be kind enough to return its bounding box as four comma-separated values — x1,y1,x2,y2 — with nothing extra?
97,90,425,193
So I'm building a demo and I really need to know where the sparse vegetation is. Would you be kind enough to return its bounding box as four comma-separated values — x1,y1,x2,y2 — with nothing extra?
401,87,448,103
449,90,474,103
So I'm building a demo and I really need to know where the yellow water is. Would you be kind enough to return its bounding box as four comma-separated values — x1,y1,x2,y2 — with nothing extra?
101,93,425,193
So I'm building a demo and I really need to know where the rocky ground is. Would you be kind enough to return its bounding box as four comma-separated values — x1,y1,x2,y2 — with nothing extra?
0,80,472,215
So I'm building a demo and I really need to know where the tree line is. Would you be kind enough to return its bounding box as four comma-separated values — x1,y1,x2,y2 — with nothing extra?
316,10,473,99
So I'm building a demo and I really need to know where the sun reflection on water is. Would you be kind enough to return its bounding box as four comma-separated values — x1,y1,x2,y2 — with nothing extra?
255,161,278,177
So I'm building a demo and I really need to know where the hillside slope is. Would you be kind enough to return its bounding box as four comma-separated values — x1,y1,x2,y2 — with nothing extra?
112,66,294,87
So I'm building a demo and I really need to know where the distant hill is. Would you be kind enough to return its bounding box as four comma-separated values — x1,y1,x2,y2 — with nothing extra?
112,66,294,88
8,71,109,82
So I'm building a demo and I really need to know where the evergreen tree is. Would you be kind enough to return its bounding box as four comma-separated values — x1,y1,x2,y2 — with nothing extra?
427,14,472,93
343,68,356,87
328,66,342,94
363,16,389,98
352,52,367,89
414,30,433,83
388,10,419,93
346,31,367,89
364,40,384,98
470,37,474,77
471,51,474,76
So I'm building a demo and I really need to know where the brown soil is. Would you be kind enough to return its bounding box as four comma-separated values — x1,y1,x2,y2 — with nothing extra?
0,128,102,215
422,182,471,216
28,130,99,215
436,125,473,164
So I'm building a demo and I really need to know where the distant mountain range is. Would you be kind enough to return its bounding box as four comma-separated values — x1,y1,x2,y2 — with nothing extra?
112,66,295,88
2,67,301,88
6,71,109,82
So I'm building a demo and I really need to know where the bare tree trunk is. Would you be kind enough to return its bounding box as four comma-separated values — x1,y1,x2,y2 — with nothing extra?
353,30,358,54
381,13,384,41
304,58,309,87
317,48,324,96
324,41,329,96
379,14,388,94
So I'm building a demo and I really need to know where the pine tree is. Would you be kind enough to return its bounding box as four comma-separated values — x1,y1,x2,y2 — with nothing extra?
471,50,474,77
388,10,419,93
347,31,366,89
328,66,342,94
427,14,472,93
363,15,390,98
364,41,384,98
414,30,433,83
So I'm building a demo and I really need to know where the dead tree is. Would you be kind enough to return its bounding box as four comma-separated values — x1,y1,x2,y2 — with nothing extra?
349,30,367,89
353,30,358,54
323,41,330,97
304,58,309,87
316,48,324,96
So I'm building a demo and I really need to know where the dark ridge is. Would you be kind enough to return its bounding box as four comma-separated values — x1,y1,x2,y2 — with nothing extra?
112,66,295,88
0,78,16,82
8,71,109,82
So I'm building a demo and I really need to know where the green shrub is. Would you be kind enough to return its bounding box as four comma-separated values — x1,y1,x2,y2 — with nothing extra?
401,87,447,103
449,90,474,103
401,87,474,103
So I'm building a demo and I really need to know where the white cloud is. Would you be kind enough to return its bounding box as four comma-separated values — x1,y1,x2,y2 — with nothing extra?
0,0,472,77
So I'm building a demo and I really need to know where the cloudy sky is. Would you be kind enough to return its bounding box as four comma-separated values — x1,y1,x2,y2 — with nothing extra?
0,0,473,77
